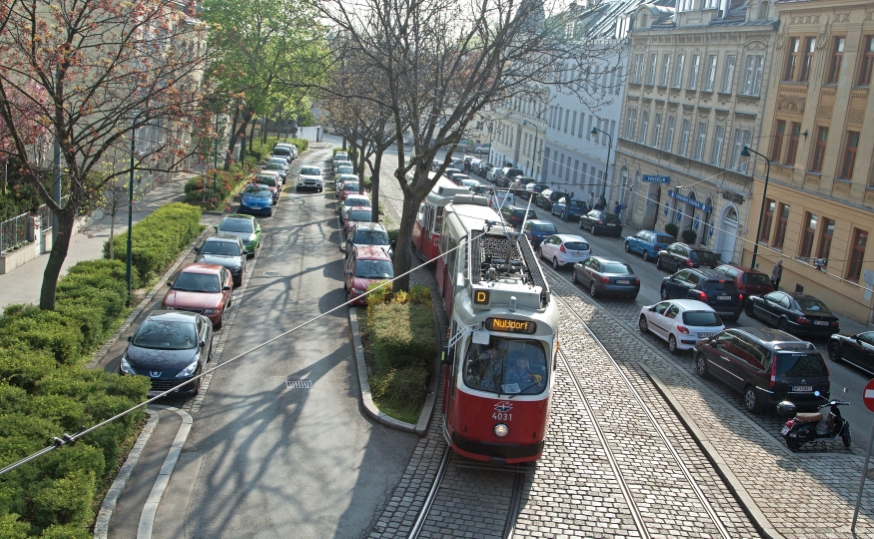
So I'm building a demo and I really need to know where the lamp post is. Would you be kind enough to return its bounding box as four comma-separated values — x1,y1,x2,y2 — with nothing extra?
127,112,138,307
741,145,771,270
591,126,612,199
212,115,219,198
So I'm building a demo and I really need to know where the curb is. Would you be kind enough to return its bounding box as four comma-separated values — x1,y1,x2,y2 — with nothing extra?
640,363,787,539
348,307,433,436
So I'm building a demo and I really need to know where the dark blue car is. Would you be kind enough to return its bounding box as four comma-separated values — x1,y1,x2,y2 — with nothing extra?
551,197,589,222
624,229,675,262
521,219,558,247
239,184,274,217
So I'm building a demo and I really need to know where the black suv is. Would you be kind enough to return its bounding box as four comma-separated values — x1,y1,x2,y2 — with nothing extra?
500,205,538,229
656,242,719,272
660,268,744,322
535,189,567,211
695,327,829,413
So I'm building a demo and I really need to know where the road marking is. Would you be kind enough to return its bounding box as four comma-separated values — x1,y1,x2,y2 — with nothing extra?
263,271,281,276
286,379,313,389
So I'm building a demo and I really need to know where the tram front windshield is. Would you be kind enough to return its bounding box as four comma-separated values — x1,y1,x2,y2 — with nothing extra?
463,338,548,395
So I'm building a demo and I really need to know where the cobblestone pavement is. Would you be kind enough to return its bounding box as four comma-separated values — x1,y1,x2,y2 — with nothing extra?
545,266,874,539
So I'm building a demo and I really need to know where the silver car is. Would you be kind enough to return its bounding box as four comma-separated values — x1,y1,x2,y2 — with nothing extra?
195,234,247,286
297,166,323,192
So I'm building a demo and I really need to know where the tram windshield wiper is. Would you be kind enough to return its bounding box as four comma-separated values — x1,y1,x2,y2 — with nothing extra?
507,376,543,399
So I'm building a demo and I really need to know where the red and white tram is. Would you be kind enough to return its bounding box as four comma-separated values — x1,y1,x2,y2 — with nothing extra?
411,173,471,261
439,201,558,464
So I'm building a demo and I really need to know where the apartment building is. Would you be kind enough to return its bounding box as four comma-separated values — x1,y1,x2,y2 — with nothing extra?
616,0,777,264
741,0,874,323
489,90,548,179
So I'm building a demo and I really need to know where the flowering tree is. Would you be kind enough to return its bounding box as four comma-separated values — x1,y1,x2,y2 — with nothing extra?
0,0,210,309
0,80,50,194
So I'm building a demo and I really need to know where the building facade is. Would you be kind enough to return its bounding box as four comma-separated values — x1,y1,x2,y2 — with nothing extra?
741,0,874,323
616,0,778,265
489,91,547,180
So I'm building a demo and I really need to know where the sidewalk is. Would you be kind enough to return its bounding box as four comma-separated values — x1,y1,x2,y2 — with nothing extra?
0,173,196,311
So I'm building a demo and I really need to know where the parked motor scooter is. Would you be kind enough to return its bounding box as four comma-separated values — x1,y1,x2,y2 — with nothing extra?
777,390,851,450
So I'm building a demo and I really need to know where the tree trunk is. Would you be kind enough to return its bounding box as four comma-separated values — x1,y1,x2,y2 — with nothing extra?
248,119,255,154
39,206,76,310
109,209,116,260
392,194,419,292
224,105,241,171
370,151,382,223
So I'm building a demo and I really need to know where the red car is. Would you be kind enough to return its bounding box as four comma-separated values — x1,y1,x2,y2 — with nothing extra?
163,264,233,329
339,182,360,203
253,173,280,204
342,206,373,240
344,245,394,304
715,264,774,300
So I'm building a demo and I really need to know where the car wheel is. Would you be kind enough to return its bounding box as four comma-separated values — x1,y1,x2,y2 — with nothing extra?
214,313,223,331
624,242,631,253
642,250,650,262
695,353,708,378
745,301,755,318
668,334,679,354
552,257,559,270
828,341,840,362
744,385,761,414
234,277,242,288
536,247,542,259
578,220,584,229
656,257,663,270
778,318,789,333
660,286,668,300
590,282,597,298
590,224,597,235
191,379,201,397
571,270,578,284
638,315,648,333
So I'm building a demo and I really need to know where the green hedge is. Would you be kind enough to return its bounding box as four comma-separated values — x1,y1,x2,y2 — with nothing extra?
104,202,203,282
183,169,250,211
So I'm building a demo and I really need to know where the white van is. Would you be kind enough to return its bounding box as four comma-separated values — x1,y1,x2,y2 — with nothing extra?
490,191,515,211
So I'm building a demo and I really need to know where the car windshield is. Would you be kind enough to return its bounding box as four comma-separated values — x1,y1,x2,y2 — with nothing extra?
219,219,254,233
353,230,390,245
272,148,290,155
463,338,548,395
343,183,360,191
744,273,772,285
264,163,283,170
602,262,631,274
682,311,722,327
173,272,221,293
564,241,589,251
346,198,371,208
255,176,276,186
703,280,739,292
796,297,829,312
569,201,587,210
268,159,286,166
347,210,371,221
201,241,240,256
693,250,717,262
533,223,556,232
334,154,348,160
244,185,271,196
354,260,394,279
300,167,321,175
776,353,828,377
133,320,198,350
655,234,675,244
338,166,354,173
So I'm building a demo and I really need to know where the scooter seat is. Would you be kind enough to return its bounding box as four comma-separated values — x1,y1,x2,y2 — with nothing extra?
795,412,823,423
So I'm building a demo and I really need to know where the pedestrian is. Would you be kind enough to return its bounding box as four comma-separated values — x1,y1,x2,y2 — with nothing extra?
771,260,783,290
613,201,626,217
588,192,595,209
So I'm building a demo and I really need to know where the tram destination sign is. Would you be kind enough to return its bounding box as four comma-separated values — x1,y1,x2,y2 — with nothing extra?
486,317,537,334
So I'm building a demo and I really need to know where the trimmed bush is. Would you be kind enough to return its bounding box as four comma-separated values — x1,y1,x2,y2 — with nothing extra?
681,228,698,244
664,221,679,238
183,169,249,211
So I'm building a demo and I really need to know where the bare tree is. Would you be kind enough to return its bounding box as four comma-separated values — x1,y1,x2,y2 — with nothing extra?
315,0,622,290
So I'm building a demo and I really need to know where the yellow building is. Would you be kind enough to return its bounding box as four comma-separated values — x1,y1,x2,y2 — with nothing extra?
742,0,874,323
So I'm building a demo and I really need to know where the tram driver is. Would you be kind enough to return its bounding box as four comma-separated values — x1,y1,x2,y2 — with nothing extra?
507,357,543,391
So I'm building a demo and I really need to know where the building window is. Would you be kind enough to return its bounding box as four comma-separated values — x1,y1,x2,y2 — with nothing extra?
694,121,707,160
839,131,860,180
799,213,818,258
810,126,829,173
847,229,868,282
679,119,691,157
571,111,577,135
704,55,717,91
573,160,579,184
774,203,790,249
730,128,752,171
578,112,585,138
673,53,685,88
660,54,671,86
587,115,593,140
624,109,637,139
760,199,775,243
688,55,700,90
664,116,676,152
639,111,649,144
710,125,725,166
646,53,657,85
818,218,834,263
784,38,799,81
564,109,569,133
652,113,662,147
757,1,768,19
800,37,816,82
632,54,644,84
785,122,801,166
771,120,786,162
827,37,845,84
860,37,874,86
721,55,736,93
742,55,764,95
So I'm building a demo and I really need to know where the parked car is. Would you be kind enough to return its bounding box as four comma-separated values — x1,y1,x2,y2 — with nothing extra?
163,264,233,329
659,268,744,322
656,242,719,272
120,310,213,397
625,230,676,262
573,256,639,299
578,209,623,237
344,245,395,304
271,146,294,163
474,143,491,153
521,219,557,247
486,166,500,183
345,222,394,256
443,167,462,180
477,162,494,177
552,197,588,221
489,191,515,212
253,174,280,204
448,172,470,185
215,215,261,257
335,173,359,192
500,205,538,229
194,234,247,286
537,234,591,270
535,189,567,212
695,327,829,413
333,152,349,166
525,182,550,198
460,178,481,191
639,299,725,354
338,194,372,224
714,264,775,299
338,181,360,203
342,206,373,240
494,167,524,188
262,161,287,182
275,142,297,159
239,184,274,217
745,291,840,338
297,166,323,192
828,331,874,375
336,164,355,176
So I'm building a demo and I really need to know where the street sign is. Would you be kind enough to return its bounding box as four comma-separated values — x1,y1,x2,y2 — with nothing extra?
642,174,670,184
864,379,874,413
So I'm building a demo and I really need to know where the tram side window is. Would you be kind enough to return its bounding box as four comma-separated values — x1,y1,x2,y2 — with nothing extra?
463,338,548,395
435,207,444,234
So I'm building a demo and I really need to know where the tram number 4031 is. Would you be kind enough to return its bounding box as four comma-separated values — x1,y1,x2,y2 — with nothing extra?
492,412,512,421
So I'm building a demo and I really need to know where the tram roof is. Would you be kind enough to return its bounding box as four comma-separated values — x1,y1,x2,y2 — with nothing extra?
443,201,504,234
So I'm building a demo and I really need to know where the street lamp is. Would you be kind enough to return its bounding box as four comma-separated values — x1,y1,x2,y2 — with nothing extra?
741,145,771,270
127,112,139,307
591,126,612,199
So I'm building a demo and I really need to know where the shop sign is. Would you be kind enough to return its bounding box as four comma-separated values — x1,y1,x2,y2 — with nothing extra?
722,191,744,205
668,190,712,212
642,174,670,184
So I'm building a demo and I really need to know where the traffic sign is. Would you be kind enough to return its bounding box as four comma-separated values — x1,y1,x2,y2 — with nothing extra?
642,174,670,184
863,379,874,413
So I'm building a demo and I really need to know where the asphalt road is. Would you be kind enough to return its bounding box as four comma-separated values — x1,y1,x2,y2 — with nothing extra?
145,145,417,539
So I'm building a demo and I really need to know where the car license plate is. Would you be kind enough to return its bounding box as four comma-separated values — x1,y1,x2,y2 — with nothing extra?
814,321,828,326
792,386,813,392
617,280,630,284
781,426,790,436
717,295,730,300
147,391,161,398
607,223,616,227
698,332,712,338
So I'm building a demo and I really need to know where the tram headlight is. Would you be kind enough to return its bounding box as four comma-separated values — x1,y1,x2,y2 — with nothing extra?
494,423,509,438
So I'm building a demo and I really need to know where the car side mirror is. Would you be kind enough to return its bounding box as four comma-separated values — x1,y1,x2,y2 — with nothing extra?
390,240,397,249
223,285,231,291
854,334,860,341
167,281,173,287
127,335,132,342
649,306,656,312
193,247,200,253
200,340,207,347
